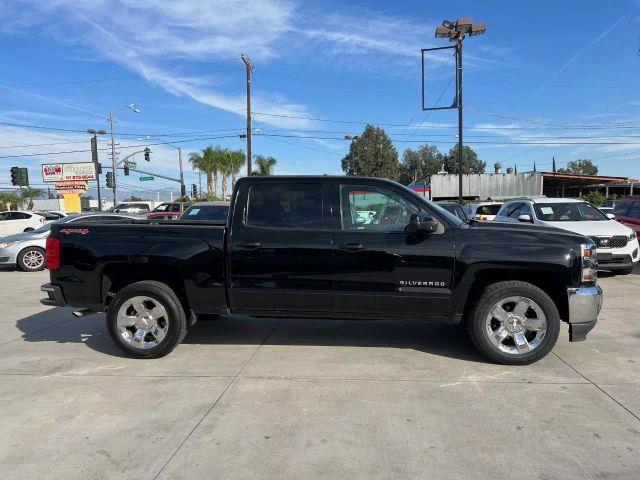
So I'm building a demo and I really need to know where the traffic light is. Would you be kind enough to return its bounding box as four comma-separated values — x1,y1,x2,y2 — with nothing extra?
10,167,28,186
124,165,130,176
20,168,28,186
180,184,186,197
191,184,197,198
106,171,114,189
144,147,150,162
10,167,20,186
90,136,98,164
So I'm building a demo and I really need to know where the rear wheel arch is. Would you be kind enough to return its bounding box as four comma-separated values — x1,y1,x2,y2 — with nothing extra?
102,263,191,315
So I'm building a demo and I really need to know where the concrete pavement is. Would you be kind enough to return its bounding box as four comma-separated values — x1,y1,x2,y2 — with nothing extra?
0,268,639,479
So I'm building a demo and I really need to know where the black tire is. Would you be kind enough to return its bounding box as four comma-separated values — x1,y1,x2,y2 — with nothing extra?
467,280,560,365
17,246,46,272
106,280,188,358
611,266,635,275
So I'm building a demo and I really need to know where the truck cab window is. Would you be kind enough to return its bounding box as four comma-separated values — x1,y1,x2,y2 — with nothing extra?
246,183,323,229
340,184,419,232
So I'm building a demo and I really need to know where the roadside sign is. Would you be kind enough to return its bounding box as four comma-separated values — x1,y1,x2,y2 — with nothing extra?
42,162,97,182
125,161,137,168
139,176,154,181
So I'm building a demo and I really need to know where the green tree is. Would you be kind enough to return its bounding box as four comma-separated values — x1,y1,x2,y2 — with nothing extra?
253,155,277,176
444,145,486,174
557,159,598,176
582,191,606,206
341,125,399,180
399,145,444,184
21,187,43,210
188,146,222,198
0,192,19,210
227,149,246,189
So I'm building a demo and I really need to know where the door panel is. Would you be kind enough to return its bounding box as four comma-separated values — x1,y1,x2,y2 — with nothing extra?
228,180,333,313
332,181,454,318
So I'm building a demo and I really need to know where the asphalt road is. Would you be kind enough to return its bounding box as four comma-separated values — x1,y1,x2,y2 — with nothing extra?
1,268,639,479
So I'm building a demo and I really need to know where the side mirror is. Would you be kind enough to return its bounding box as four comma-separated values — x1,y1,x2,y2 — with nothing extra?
407,213,439,233
606,213,616,219
518,214,533,223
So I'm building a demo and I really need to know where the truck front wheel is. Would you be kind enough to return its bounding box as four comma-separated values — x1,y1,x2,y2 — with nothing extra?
106,281,188,358
467,281,560,365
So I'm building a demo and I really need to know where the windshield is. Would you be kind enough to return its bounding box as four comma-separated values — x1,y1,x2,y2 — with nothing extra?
32,215,77,234
401,186,464,226
153,203,170,212
439,204,467,220
182,205,229,221
534,202,609,222
474,204,502,216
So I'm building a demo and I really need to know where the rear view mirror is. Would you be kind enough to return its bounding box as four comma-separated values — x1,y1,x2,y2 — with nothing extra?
407,213,439,233
518,214,533,223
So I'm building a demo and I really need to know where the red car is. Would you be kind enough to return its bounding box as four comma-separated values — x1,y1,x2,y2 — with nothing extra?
146,202,191,220
613,196,640,233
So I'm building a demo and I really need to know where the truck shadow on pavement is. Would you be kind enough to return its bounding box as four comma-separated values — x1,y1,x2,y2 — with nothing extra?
16,308,490,363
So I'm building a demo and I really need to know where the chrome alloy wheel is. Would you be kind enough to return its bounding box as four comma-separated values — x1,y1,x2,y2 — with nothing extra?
116,296,169,350
23,250,45,270
485,296,547,355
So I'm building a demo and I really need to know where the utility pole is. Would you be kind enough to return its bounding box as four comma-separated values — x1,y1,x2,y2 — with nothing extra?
456,38,464,205
241,54,254,176
109,112,117,204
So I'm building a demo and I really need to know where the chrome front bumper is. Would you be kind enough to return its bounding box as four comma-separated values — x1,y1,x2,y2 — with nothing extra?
567,285,603,342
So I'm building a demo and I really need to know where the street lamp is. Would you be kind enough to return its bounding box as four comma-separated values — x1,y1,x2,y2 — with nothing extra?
433,17,486,204
109,104,140,204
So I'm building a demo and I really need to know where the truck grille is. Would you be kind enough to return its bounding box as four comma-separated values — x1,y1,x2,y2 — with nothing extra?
590,235,628,249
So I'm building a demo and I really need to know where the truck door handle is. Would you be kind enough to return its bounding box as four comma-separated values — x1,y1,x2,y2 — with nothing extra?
236,241,262,249
339,242,365,251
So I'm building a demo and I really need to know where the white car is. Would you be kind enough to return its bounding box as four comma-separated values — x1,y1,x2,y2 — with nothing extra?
0,211,51,236
464,202,503,221
495,198,639,274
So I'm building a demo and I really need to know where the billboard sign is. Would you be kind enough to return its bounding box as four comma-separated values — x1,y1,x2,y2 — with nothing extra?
42,162,96,182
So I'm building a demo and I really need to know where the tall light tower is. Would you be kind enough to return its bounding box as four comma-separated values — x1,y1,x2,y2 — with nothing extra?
427,18,486,204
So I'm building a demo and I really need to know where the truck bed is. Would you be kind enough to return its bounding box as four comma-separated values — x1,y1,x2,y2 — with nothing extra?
49,221,227,314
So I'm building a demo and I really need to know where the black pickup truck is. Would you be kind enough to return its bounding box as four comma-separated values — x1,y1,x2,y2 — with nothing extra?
41,176,603,365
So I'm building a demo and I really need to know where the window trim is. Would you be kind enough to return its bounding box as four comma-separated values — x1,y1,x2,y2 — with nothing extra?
242,181,327,232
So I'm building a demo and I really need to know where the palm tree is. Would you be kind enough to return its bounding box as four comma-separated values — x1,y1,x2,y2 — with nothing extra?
253,155,277,176
228,149,246,189
0,192,19,211
21,187,43,210
188,146,221,198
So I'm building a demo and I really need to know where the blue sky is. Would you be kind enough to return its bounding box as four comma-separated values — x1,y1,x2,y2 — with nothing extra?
0,0,639,199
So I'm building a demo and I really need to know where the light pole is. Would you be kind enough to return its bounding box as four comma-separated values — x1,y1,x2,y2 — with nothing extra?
432,18,486,204
109,104,140,204
87,128,106,211
138,136,184,196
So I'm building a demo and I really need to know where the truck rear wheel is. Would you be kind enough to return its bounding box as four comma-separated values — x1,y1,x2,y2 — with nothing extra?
106,281,188,358
467,281,560,365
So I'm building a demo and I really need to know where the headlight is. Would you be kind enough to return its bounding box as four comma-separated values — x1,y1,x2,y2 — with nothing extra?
581,243,597,283
0,241,18,249
630,231,637,241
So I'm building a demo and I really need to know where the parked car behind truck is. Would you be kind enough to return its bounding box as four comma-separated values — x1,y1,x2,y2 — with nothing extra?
42,176,603,365
495,197,639,274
